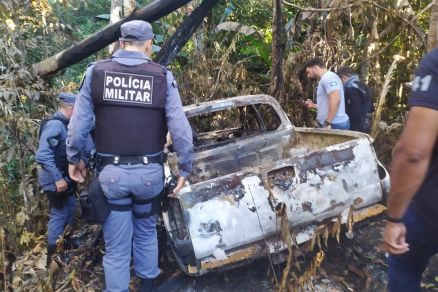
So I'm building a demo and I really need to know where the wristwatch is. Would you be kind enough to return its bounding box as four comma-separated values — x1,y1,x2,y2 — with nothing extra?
386,215,403,224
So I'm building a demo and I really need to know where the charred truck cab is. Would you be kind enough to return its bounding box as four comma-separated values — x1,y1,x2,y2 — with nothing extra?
163,95,389,276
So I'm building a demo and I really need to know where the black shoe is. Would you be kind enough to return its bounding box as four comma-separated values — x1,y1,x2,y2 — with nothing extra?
138,277,156,292
46,244,57,268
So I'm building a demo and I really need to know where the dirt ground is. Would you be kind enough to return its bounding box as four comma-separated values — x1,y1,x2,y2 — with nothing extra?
154,217,438,292
12,215,438,291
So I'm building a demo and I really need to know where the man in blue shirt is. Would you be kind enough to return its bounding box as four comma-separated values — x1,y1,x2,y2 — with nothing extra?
66,20,194,292
383,48,438,291
36,92,77,267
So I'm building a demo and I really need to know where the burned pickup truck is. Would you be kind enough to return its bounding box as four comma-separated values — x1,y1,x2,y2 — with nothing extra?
163,94,389,276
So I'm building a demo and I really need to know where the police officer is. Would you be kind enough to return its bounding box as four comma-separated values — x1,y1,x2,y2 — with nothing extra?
383,48,438,291
66,20,194,292
35,93,77,267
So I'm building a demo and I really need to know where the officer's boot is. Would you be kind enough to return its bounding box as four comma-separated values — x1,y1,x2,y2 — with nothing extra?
46,244,57,268
137,277,156,292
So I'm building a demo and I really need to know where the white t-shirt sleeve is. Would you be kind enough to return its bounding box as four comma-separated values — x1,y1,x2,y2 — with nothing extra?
321,73,342,94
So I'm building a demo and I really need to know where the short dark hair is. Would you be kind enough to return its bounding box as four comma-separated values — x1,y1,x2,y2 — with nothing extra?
304,58,325,69
59,101,74,109
337,66,356,78
122,40,149,47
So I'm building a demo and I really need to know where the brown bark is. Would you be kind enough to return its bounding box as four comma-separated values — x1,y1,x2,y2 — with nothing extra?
35,0,192,78
361,18,381,87
270,0,286,100
428,1,438,51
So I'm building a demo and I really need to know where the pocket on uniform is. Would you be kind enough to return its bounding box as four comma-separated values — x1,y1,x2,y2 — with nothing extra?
98,166,122,199
131,173,163,198
141,176,153,187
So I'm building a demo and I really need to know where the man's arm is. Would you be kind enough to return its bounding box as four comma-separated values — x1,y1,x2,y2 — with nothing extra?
387,106,438,218
384,106,438,254
35,121,68,192
384,49,438,255
164,70,194,195
35,121,63,182
326,89,341,123
322,74,342,125
66,65,95,182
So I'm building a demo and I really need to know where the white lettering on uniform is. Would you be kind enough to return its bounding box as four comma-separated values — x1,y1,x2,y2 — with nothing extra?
135,91,143,102
119,89,125,100
121,77,128,88
103,72,153,104
128,90,135,100
143,80,151,90
106,76,113,86
113,77,121,87
105,88,114,99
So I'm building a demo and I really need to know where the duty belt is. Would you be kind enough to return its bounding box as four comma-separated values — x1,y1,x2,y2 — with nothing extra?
96,152,167,167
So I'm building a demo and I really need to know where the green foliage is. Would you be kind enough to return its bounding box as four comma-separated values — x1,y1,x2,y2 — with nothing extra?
240,35,271,66
52,0,111,88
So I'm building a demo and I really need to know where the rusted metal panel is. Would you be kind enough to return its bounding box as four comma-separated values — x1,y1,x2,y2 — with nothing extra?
200,245,262,270
175,138,382,260
164,95,390,276
174,204,386,275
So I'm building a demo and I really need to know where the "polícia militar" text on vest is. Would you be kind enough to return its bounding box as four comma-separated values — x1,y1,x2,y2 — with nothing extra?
103,71,154,104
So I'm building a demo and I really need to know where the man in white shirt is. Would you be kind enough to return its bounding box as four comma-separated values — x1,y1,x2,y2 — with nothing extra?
304,58,350,130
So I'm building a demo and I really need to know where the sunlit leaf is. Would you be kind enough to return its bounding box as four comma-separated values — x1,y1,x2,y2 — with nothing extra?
16,210,29,226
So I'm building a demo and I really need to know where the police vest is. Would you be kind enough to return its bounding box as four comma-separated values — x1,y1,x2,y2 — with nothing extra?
91,59,168,155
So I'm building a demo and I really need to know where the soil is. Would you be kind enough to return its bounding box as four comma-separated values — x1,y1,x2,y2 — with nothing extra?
154,217,438,292
11,216,438,291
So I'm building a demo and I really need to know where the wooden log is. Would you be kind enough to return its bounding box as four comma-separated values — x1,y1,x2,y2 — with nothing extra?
35,0,192,78
155,0,220,66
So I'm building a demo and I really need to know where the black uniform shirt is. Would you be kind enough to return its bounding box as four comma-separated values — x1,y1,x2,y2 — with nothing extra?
408,48,438,228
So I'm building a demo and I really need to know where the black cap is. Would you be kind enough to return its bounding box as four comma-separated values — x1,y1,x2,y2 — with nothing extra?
119,20,154,42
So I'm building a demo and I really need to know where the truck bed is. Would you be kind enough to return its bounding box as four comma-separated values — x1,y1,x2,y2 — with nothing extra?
186,127,370,184
164,95,389,276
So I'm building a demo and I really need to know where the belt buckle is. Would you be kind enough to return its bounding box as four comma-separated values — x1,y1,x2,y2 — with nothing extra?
142,156,148,164
113,156,120,165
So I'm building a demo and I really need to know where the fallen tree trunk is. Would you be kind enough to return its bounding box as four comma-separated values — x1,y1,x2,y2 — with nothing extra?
35,0,191,78
155,0,220,66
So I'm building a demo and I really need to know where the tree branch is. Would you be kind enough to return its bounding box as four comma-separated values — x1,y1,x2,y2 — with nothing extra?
282,0,365,12
155,0,220,66
362,0,437,63
372,2,427,49
35,0,192,78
